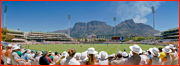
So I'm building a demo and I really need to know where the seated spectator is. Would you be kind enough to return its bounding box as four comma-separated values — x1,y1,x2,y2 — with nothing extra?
61,48,80,65
39,51,50,65
111,51,126,65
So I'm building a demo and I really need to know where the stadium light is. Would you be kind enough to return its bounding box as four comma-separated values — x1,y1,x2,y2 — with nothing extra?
68,15,71,37
4,5,8,28
151,6,155,42
113,17,116,37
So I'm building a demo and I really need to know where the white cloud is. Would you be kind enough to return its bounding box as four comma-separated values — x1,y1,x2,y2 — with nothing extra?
114,1,164,23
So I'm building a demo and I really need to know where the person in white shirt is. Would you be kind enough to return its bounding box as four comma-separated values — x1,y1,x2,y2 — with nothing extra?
35,51,42,65
53,52,59,64
98,51,109,65
61,48,80,65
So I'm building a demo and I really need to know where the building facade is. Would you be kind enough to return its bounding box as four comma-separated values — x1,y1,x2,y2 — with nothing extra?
161,27,179,41
24,31,72,42
7,29,25,42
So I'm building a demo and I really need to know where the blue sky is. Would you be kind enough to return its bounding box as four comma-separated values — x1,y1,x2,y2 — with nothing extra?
1,1,179,32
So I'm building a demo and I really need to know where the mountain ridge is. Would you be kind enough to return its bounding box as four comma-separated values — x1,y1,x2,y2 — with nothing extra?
53,19,160,38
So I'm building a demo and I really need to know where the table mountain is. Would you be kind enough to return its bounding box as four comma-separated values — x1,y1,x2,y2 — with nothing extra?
53,19,160,38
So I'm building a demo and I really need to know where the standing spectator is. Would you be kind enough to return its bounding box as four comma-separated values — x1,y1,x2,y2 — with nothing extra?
148,47,161,65
123,44,142,65
111,51,126,65
61,48,80,65
98,51,109,65
162,46,172,65
158,47,166,59
5,44,13,65
1,46,6,56
35,51,42,65
39,51,50,65
5,44,12,59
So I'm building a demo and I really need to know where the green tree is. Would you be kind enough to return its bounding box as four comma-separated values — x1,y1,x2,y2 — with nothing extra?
1,28,8,35
146,37,153,40
5,34,14,42
77,39,80,41
85,38,87,41
155,37,161,40
1,34,5,41
132,37,145,41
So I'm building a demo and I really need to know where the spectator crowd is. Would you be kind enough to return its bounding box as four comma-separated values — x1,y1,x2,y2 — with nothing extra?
1,44,179,65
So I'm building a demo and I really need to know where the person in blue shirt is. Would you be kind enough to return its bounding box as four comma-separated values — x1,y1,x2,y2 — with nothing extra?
124,48,126,52
21,50,29,62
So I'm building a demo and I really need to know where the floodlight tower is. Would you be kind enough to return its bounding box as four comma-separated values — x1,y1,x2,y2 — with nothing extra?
68,15,71,37
4,5,8,28
114,17,116,37
151,6,155,42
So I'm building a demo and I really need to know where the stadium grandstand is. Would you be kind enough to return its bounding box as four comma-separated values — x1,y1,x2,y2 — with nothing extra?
24,31,72,42
7,29,25,42
157,27,179,42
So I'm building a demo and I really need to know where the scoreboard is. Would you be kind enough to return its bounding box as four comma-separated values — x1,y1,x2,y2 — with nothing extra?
112,37,123,40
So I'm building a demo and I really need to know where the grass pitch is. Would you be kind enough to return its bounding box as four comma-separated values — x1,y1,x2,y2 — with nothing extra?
22,44,165,54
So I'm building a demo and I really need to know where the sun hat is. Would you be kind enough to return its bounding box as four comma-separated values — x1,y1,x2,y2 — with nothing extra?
163,46,172,53
12,45,20,50
8,44,12,47
122,52,128,57
108,53,115,58
62,51,68,57
87,47,98,54
80,52,88,60
99,51,108,59
74,52,81,59
169,44,174,49
149,47,160,57
129,44,142,54
48,51,52,54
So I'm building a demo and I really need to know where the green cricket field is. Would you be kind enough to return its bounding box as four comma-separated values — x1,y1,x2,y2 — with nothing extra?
21,44,165,54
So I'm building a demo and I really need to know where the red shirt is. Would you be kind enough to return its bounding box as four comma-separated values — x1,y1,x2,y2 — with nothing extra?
46,56,52,63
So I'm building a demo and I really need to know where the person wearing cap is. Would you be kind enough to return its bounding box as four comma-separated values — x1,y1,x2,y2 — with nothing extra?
35,51,42,65
61,48,80,65
53,52,59,65
147,47,161,65
30,50,35,58
111,51,126,65
5,44,12,59
48,51,53,61
86,47,100,65
17,48,22,57
169,44,179,65
123,44,142,65
39,51,50,65
98,51,109,65
122,52,128,59
1,46,6,56
10,45,30,65
161,46,172,65
158,47,166,59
